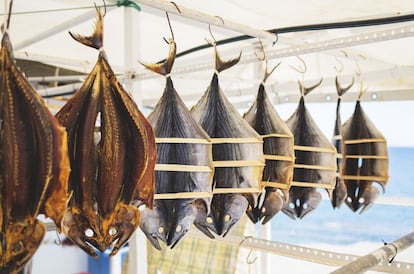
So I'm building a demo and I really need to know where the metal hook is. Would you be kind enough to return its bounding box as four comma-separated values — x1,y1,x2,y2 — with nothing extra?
169,1,182,13
334,57,343,74
206,24,217,46
254,39,266,61
246,248,258,265
54,231,62,246
289,55,307,74
164,11,175,41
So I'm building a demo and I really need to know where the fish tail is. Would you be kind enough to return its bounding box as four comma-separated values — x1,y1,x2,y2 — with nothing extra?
335,76,354,97
69,5,103,50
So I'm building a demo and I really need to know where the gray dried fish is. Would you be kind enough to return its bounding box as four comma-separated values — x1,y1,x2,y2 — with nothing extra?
341,91,389,213
139,39,213,250
282,80,337,219
191,46,264,236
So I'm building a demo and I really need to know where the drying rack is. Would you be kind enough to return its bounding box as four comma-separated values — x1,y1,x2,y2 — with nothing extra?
15,1,414,273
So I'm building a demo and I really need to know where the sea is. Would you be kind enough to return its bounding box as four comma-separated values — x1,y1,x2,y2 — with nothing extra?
269,146,414,245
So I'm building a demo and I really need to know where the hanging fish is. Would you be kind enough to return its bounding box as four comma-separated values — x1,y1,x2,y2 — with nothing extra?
282,80,337,219
56,7,156,257
243,61,294,224
341,89,389,213
331,77,354,209
0,10,70,273
191,46,264,237
139,38,213,250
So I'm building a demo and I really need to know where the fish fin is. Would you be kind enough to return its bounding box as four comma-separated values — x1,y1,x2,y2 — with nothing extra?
69,5,103,50
138,38,176,76
335,76,354,97
215,46,241,73
298,78,323,96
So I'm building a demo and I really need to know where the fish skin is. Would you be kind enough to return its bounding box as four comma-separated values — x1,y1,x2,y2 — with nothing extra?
341,100,388,213
243,83,294,224
0,32,69,272
57,7,155,256
331,77,354,209
140,40,212,250
191,66,263,237
283,86,336,219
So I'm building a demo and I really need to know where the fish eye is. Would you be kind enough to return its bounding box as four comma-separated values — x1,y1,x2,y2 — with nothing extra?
261,207,266,213
158,227,164,234
358,197,365,203
346,197,352,203
224,214,231,222
206,217,213,224
295,199,300,207
84,228,94,238
289,202,295,209
303,203,308,209
13,241,23,252
176,225,182,232
109,227,117,236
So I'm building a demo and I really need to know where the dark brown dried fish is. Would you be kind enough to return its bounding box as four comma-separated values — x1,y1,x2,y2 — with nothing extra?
56,7,156,257
0,30,70,273
282,80,337,219
243,64,294,224
191,46,264,236
341,91,389,213
139,39,213,250
331,77,354,209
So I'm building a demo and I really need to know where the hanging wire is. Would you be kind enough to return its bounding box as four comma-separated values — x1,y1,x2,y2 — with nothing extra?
0,0,140,16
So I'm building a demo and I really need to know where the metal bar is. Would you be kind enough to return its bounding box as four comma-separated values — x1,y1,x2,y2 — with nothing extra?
331,231,414,274
14,6,117,50
133,23,414,81
187,230,414,273
111,0,276,42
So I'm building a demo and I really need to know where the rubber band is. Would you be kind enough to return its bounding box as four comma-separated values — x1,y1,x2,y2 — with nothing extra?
210,137,262,144
341,175,389,181
332,135,342,140
294,145,336,153
213,160,265,167
291,181,335,189
345,155,388,159
344,138,386,144
155,137,210,144
261,133,292,138
260,181,290,189
213,187,261,194
294,163,337,171
155,164,212,172
263,154,295,161
154,192,211,199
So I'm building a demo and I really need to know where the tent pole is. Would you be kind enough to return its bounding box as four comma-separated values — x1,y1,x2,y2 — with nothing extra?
331,231,414,274
121,5,148,274
109,0,276,42
14,6,117,50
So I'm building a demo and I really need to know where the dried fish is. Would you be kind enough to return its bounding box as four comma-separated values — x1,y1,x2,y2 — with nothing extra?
0,29,69,273
341,91,389,213
56,7,156,257
191,46,264,236
139,38,213,250
282,80,337,219
243,64,294,224
331,77,354,209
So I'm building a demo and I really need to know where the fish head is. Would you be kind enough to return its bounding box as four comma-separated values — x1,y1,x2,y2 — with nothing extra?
193,199,216,239
167,201,197,248
1,219,46,273
139,205,167,250
283,187,322,219
62,209,100,257
216,194,248,236
345,182,379,213
259,189,286,224
106,205,140,256
331,179,347,209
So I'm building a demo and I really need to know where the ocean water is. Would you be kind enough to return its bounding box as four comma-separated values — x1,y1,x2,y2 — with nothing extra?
270,146,414,245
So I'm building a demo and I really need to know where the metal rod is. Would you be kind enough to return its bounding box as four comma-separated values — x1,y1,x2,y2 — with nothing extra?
331,231,414,274
111,0,276,42
14,6,117,50
132,22,414,81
